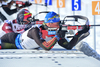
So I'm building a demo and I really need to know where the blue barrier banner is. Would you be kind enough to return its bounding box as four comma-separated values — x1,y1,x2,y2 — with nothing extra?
72,0,81,11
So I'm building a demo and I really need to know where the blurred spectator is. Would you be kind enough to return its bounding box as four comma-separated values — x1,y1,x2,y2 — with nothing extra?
0,0,32,22
0,0,8,22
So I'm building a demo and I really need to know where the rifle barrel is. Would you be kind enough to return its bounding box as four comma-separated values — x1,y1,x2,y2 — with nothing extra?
90,25,100,26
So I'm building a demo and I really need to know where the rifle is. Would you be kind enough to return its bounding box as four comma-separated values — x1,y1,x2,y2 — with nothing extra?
30,11,100,29
60,15,100,30
27,11,100,38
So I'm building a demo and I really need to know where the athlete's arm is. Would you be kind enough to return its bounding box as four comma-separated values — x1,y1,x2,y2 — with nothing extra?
58,30,90,50
27,27,58,50
58,37,79,50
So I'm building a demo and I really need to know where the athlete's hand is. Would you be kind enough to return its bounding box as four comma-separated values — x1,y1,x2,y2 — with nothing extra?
55,30,66,40
57,30,66,38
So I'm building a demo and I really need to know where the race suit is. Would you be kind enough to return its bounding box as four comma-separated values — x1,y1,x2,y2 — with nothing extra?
0,19,26,38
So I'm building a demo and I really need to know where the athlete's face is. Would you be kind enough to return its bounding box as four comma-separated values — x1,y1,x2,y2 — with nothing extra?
46,22,60,28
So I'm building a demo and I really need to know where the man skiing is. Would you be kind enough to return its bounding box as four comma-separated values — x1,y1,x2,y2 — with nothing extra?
0,11,100,61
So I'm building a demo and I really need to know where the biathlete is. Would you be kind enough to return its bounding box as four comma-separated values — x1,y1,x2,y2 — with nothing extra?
0,11,100,61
